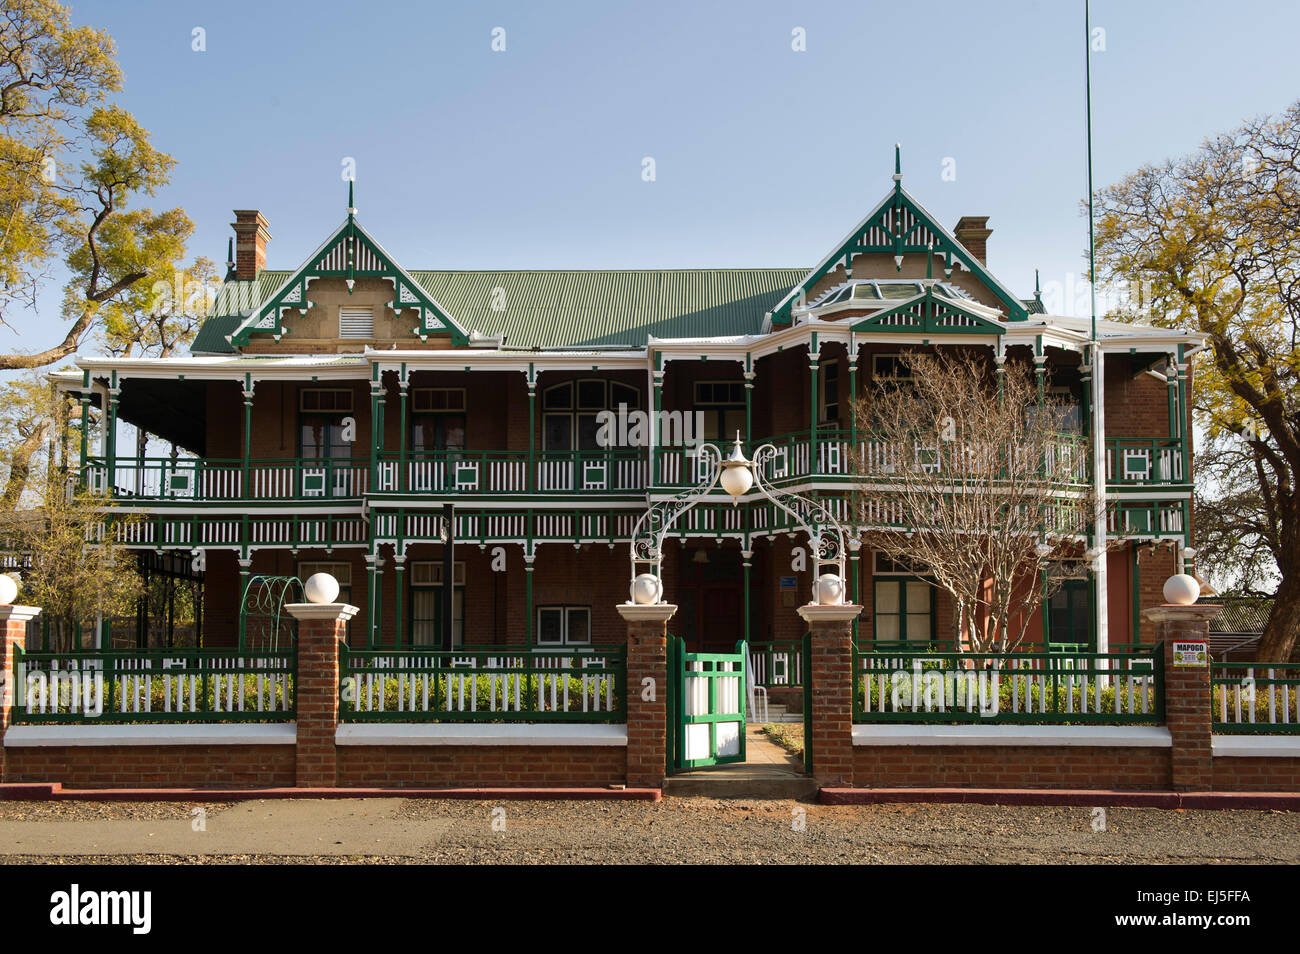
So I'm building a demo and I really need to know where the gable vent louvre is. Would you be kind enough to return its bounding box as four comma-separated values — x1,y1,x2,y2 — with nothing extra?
339,307,374,339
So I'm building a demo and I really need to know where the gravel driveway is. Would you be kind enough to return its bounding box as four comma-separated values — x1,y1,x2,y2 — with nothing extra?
1,796,1298,864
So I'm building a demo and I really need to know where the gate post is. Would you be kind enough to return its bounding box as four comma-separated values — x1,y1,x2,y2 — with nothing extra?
285,597,358,788
0,601,40,782
617,602,675,789
1143,601,1219,792
798,603,862,788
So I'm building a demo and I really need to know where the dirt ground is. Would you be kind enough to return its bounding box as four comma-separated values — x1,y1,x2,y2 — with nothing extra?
1,796,1299,864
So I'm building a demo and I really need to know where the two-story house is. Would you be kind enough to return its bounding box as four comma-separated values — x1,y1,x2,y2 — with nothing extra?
51,157,1202,661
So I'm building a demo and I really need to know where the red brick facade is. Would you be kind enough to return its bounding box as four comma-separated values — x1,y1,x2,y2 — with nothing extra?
852,745,1171,790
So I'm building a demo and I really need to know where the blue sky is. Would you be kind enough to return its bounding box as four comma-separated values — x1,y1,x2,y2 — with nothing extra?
6,0,1299,355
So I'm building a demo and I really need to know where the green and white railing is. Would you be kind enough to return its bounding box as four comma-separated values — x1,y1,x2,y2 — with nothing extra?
658,429,1093,490
853,650,1163,724
1105,437,1185,484
749,640,805,688
87,457,370,501
340,646,626,722
87,434,1180,505
377,449,647,495
1212,663,1300,734
12,647,295,723
1106,498,1188,538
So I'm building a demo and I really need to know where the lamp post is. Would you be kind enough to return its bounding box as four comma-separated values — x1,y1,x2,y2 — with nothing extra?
628,433,849,607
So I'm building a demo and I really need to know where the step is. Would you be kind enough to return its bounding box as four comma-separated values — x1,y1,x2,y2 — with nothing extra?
665,770,819,800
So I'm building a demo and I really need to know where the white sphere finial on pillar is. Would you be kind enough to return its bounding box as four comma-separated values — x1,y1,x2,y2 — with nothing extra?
1163,573,1200,606
0,573,17,606
303,572,340,605
630,573,663,606
814,573,845,606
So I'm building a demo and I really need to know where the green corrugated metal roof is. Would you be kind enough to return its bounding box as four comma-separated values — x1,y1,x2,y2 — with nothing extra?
191,268,804,354
191,270,292,353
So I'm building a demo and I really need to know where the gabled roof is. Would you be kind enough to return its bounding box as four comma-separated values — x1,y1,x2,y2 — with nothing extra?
845,286,1008,336
193,268,805,354
767,150,1030,327
226,212,470,347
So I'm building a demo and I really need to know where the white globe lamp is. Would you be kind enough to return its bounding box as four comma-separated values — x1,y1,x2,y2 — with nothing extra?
1162,574,1200,606
0,573,17,606
719,434,753,503
814,573,845,606
630,573,663,606
303,572,340,605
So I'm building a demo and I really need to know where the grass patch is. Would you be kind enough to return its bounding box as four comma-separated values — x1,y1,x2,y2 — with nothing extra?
762,722,804,758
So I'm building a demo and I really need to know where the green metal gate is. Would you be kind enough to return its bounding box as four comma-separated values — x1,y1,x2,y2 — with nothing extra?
668,636,747,770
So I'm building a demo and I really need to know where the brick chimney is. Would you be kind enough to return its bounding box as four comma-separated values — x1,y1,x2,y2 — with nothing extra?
953,216,992,265
231,210,272,280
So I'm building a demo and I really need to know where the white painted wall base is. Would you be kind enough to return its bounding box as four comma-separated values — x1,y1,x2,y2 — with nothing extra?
851,724,1172,748
335,723,628,747
1212,735,1300,758
3,724,296,747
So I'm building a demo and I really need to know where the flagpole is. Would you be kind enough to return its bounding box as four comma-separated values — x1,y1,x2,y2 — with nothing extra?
1085,0,1097,343
1085,0,1109,656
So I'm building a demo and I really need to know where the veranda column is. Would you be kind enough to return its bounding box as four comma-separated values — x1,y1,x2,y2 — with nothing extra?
286,595,358,788
808,338,820,473
105,377,120,493
397,374,409,493
1143,599,1218,792
241,376,254,499
617,602,674,788
523,548,535,649
0,596,40,782
1090,345,1110,653
78,371,91,487
743,358,755,443
651,358,664,486
236,555,253,649
526,372,537,495
798,602,862,787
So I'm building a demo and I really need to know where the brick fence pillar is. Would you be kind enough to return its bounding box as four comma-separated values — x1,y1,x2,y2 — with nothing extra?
285,602,357,788
617,602,675,789
0,604,39,782
1143,603,1220,792
798,602,862,787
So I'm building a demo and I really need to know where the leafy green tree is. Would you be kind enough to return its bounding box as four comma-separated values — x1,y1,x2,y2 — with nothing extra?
0,0,193,369
0,373,70,509
1095,101,1300,661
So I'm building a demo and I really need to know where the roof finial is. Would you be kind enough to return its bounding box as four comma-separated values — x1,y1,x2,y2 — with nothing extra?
347,179,356,217
224,236,235,279
1034,268,1042,301
893,143,903,187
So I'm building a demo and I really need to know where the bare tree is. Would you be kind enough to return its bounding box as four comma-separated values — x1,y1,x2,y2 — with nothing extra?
851,351,1094,653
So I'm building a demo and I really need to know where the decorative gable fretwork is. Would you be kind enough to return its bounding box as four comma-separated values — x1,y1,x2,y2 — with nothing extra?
769,155,1029,328
847,287,1006,337
229,215,467,347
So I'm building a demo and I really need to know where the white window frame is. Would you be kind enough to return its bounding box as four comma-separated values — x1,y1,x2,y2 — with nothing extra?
410,560,466,648
541,379,641,452
535,605,592,647
818,357,841,425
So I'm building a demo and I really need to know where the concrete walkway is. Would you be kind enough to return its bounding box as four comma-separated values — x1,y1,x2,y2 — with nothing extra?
664,726,813,797
743,725,804,772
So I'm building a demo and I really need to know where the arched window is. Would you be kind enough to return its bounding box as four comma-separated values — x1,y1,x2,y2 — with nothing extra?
542,378,639,452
